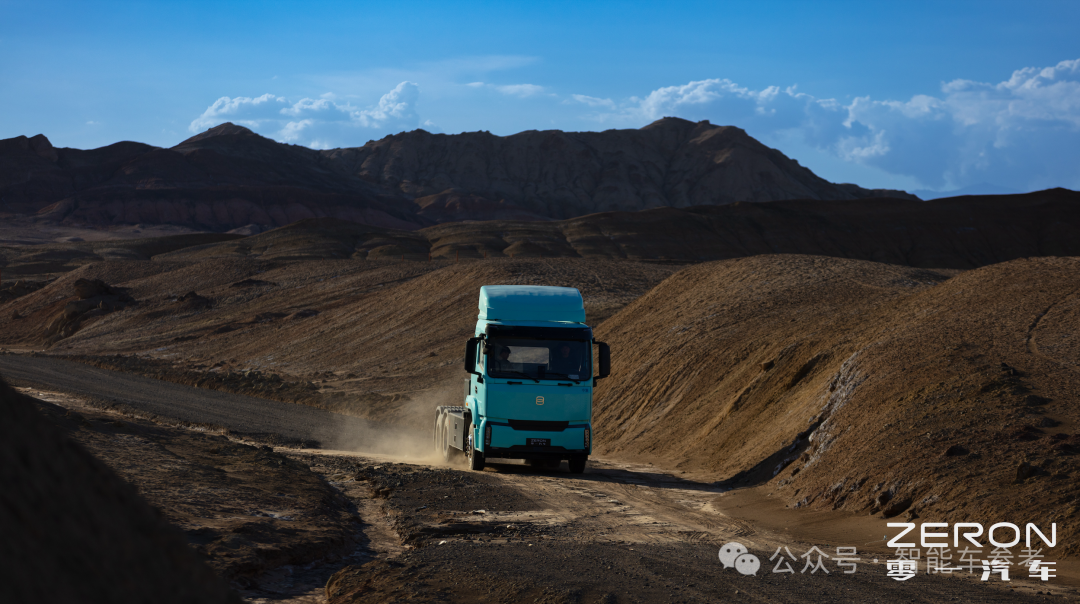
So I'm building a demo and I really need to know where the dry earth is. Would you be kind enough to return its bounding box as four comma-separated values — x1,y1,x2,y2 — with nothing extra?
8,382,1073,603
2,218,1080,601
0,255,676,429
593,254,1080,555
0,377,239,603
5,189,1079,285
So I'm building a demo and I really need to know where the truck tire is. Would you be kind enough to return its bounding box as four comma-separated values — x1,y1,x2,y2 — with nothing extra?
433,411,443,453
467,423,485,471
440,418,455,463
567,456,587,474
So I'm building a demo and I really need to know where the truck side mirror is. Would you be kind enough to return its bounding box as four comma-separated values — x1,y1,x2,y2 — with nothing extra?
594,341,610,384
464,337,483,381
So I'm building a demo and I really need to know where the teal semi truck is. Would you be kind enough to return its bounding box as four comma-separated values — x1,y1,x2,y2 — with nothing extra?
434,285,610,473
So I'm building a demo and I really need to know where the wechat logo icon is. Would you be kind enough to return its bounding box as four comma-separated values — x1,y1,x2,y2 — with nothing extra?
719,542,760,576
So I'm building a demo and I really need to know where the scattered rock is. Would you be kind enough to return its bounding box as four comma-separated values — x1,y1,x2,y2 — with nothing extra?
1016,461,1038,481
0,279,50,303
73,278,119,300
44,279,136,341
881,497,912,518
176,292,211,311
760,360,774,371
943,444,969,456
1025,395,1051,406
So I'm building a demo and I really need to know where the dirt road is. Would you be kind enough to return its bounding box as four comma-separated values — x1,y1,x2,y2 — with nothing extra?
304,453,1061,603
3,355,1063,602
0,354,405,450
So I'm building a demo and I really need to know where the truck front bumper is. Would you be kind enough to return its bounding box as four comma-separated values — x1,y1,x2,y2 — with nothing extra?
482,420,590,460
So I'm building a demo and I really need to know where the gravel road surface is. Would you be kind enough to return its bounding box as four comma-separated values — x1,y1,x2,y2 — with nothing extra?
0,354,369,447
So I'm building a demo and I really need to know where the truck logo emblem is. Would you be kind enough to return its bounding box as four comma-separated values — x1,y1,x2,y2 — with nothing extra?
535,396,545,405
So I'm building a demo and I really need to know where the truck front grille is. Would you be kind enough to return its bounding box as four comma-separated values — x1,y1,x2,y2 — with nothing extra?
508,420,569,432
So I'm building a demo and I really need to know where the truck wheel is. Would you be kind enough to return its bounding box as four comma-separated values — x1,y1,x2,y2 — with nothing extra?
467,424,485,471
433,411,443,453
440,419,455,463
567,456,587,474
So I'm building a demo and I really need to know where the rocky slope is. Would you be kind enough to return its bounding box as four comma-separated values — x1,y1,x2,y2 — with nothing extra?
3,228,1078,557
592,254,1080,554
0,257,677,426
0,376,239,603
325,117,918,219
4,189,1073,286
1,118,917,232
0,124,424,232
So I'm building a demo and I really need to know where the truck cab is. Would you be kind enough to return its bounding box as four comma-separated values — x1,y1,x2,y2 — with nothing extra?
434,285,610,473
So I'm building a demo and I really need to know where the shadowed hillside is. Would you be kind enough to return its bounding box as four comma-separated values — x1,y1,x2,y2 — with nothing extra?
4,188,1072,282
0,125,424,231
0,376,239,602
592,254,1080,554
321,117,917,220
0,257,678,426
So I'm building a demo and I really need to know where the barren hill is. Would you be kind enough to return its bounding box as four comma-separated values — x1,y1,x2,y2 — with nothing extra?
2,225,1079,553
0,257,677,424
323,117,917,219
1,118,916,232
592,254,1080,553
416,188,1080,268
0,377,238,602
0,125,423,232
4,187,1072,286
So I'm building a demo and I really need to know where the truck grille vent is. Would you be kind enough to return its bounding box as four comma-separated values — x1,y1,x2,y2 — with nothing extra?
508,420,569,432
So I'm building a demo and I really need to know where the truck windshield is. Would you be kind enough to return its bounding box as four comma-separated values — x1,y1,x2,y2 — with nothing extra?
486,338,591,381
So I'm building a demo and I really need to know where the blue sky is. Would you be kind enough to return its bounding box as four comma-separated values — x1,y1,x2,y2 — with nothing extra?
2,0,1078,193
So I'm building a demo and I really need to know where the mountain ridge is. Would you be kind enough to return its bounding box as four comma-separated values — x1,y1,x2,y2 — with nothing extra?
1,118,919,232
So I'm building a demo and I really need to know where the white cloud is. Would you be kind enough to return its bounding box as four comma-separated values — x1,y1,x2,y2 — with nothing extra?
494,83,545,97
189,93,289,131
569,94,615,108
572,59,1080,191
464,82,546,97
188,82,427,148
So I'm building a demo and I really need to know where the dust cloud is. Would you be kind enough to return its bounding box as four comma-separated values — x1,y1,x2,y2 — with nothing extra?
321,381,462,465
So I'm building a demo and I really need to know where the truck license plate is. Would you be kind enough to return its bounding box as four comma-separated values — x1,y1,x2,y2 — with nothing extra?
527,438,550,447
